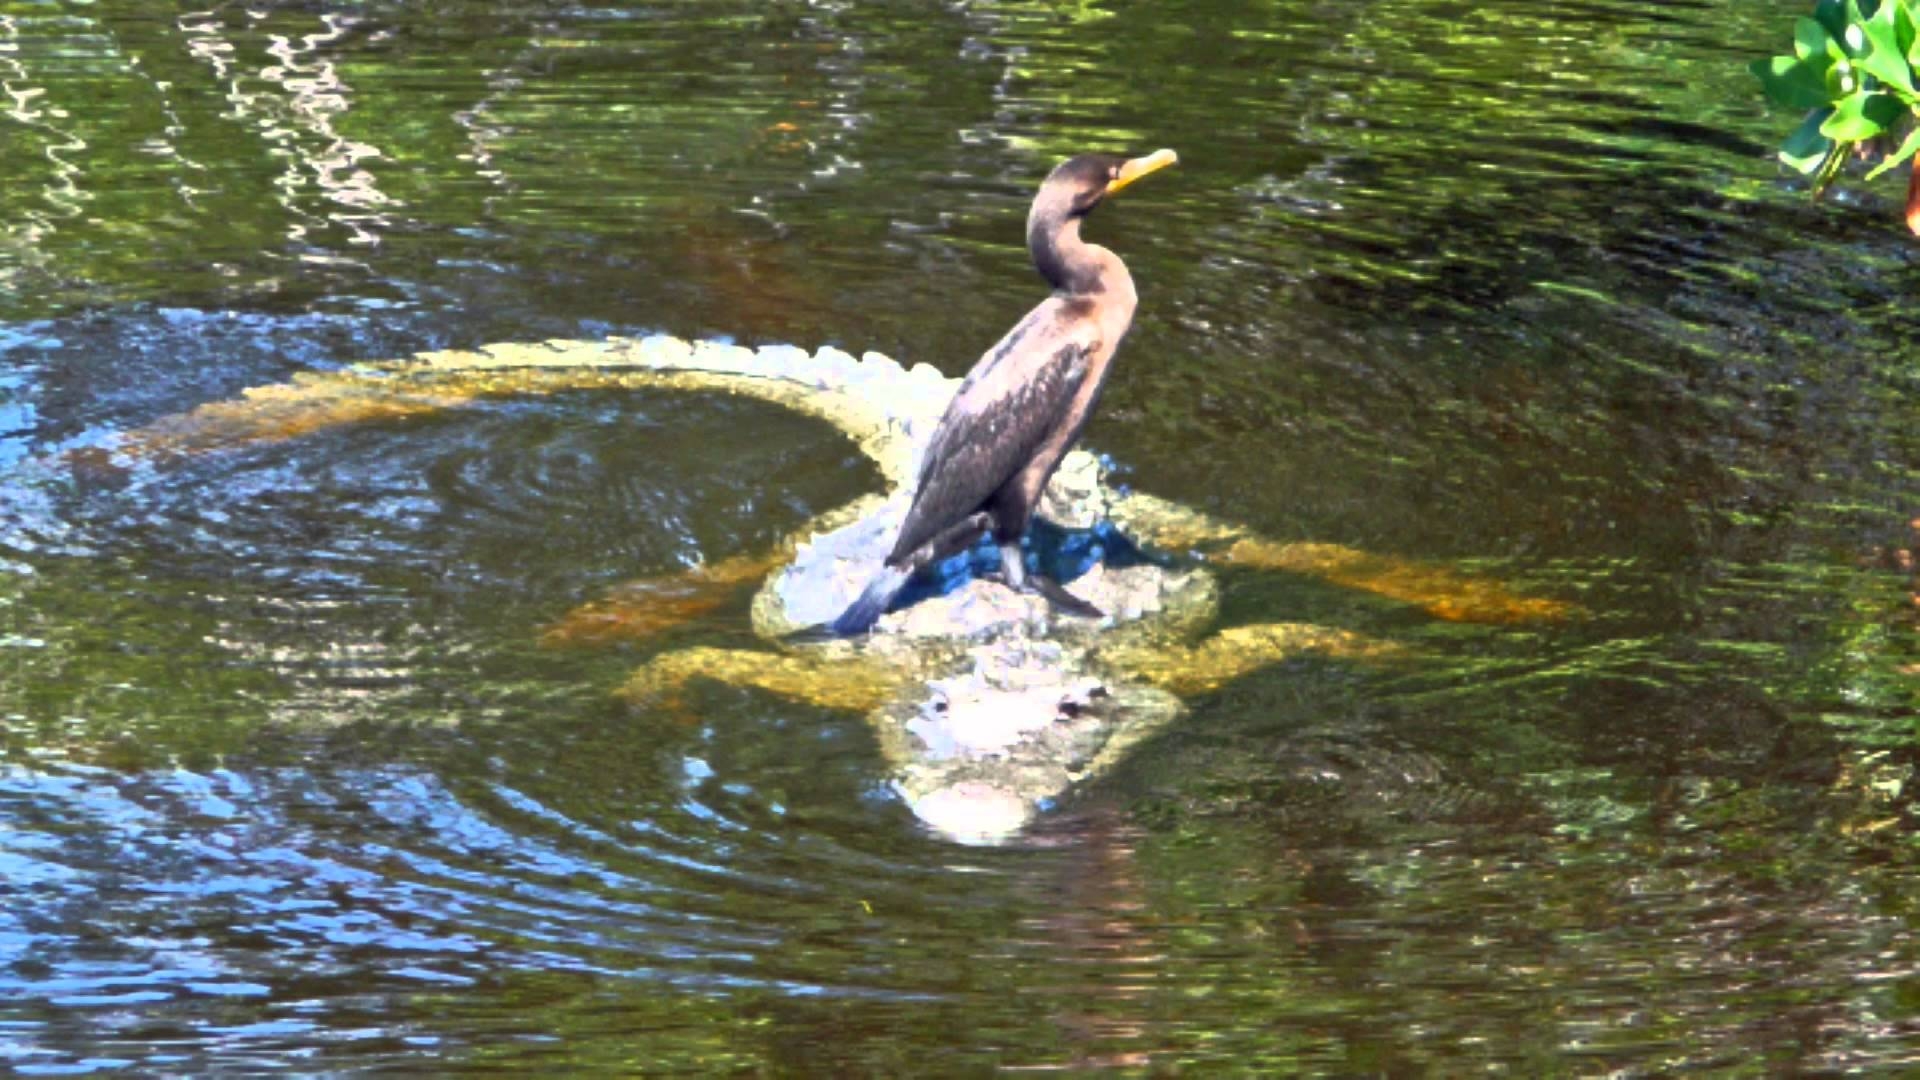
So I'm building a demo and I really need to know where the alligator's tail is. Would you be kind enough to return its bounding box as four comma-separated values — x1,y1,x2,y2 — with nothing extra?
830,565,911,635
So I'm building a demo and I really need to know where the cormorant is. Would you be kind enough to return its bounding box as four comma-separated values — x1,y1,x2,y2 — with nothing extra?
831,148,1178,635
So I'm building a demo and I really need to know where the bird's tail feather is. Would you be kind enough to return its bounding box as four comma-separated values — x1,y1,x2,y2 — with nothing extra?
830,565,911,635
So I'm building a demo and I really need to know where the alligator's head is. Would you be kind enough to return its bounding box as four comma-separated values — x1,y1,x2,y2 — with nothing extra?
874,637,1185,844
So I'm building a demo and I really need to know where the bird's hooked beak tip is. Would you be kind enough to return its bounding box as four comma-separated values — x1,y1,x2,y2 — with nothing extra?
1106,148,1178,196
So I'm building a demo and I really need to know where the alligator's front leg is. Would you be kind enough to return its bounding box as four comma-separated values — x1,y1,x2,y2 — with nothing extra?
541,550,788,647
1104,621,1404,697
544,493,889,647
1108,491,1572,625
618,645,907,718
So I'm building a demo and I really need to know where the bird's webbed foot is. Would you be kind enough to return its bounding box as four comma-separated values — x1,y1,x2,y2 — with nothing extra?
1027,573,1104,619
987,539,1102,619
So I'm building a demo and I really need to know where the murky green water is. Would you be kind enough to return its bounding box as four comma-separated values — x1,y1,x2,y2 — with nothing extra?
2,0,1917,1071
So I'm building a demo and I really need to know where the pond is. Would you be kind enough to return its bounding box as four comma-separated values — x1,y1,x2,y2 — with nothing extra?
2,0,1918,1071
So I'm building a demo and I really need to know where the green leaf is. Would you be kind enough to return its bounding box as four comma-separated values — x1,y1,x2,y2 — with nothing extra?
1865,122,1920,177
1754,54,1840,110
1856,0,1917,92
1796,16,1833,60
1782,107,1839,174
1820,89,1905,138
1816,0,1851,41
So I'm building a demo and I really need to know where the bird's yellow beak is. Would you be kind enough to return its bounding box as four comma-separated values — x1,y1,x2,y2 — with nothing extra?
1106,148,1178,196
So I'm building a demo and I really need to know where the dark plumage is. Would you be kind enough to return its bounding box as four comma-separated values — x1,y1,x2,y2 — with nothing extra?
832,149,1179,635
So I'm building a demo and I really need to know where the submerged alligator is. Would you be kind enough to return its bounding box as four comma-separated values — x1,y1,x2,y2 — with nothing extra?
107,336,1569,843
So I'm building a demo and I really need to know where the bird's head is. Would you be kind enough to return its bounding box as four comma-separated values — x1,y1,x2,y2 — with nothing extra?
1027,148,1178,292
1045,148,1179,217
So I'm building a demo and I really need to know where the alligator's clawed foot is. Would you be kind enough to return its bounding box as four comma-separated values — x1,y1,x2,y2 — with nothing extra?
543,575,735,647
1108,491,1576,626
1222,540,1575,624
542,552,781,647
619,646,906,716
1107,622,1405,697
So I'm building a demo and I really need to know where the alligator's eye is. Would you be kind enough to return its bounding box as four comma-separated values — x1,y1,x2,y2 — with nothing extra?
932,700,948,713
1087,685,1110,699
1058,700,1082,719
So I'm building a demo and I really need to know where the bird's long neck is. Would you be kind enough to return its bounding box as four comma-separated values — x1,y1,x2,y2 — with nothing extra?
1027,195,1108,296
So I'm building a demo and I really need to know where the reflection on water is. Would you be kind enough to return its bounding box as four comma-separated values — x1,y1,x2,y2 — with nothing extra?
177,8,396,247
2,0,1918,1071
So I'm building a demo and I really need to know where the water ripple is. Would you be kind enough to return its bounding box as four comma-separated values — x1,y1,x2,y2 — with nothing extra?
1,0,1918,1070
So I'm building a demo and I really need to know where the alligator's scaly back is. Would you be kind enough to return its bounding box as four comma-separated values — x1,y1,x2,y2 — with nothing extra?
108,337,961,492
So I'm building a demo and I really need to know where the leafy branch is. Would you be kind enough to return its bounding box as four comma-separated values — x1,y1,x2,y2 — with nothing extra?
1753,0,1920,228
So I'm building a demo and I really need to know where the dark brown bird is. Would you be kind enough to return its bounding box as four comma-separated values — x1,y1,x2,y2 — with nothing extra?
832,149,1178,634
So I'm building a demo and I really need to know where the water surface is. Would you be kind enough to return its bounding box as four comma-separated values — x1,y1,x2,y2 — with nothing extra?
3,0,1918,1071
